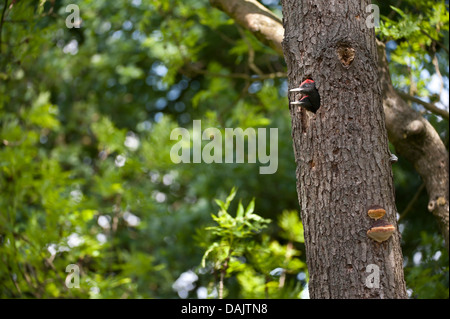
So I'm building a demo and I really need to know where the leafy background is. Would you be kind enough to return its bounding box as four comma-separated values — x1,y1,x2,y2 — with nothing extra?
0,0,448,298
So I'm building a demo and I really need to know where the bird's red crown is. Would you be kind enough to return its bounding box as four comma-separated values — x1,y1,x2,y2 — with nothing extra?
300,79,314,87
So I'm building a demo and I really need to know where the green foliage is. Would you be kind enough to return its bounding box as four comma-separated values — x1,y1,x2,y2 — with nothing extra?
199,190,307,298
378,0,449,99
404,232,449,299
278,210,304,243
201,187,271,269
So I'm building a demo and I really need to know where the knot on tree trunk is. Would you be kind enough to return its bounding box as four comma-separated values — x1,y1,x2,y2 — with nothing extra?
337,43,355,68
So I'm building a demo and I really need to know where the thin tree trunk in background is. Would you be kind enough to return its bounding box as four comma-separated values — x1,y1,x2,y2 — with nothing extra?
280,0,407,298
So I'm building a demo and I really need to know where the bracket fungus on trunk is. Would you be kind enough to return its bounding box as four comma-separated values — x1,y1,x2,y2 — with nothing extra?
367,219,395,243
367,205,386,220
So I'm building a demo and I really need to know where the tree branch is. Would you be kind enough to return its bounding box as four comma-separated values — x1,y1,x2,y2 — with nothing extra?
209,0,449,251
186,63,286,82
421,29,449,55
398,183,425,222
209,0,284,55
0,0,9,54
237,26,264,76
396,91,449,121
377,39,449,252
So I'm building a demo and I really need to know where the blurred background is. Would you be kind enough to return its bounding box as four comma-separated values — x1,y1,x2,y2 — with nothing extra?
0,0,448,298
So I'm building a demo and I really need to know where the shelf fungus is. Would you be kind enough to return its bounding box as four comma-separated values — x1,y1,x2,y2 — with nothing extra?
367,205,386,220
367,220,395,243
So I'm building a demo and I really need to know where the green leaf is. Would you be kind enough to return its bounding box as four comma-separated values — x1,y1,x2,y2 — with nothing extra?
245,198,255,216
236,200,244,219
224,187,237,209
201,242,220,268
214,199,227,212
390,6,406,18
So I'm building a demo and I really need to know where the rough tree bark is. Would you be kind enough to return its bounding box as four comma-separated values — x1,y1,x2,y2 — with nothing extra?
279,0,407,298
209,0,449,253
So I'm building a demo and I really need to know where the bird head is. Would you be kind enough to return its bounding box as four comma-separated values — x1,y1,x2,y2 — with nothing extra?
289,79,315,93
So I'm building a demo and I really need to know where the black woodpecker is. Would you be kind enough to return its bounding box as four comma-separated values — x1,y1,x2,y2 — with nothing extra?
290,79,320,113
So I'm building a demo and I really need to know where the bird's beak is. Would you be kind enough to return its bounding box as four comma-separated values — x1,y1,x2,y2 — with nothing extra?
289,88,302,92
290,101,302,105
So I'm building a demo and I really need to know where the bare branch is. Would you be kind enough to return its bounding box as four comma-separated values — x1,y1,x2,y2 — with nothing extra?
209,0,284,55
396,91,449,121
237,26,264,76
186,63,286,82
398,183,425,222
421,29,449,55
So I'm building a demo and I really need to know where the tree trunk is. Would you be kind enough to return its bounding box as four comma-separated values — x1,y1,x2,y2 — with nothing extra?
280,0,407,298
376,40,450,251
